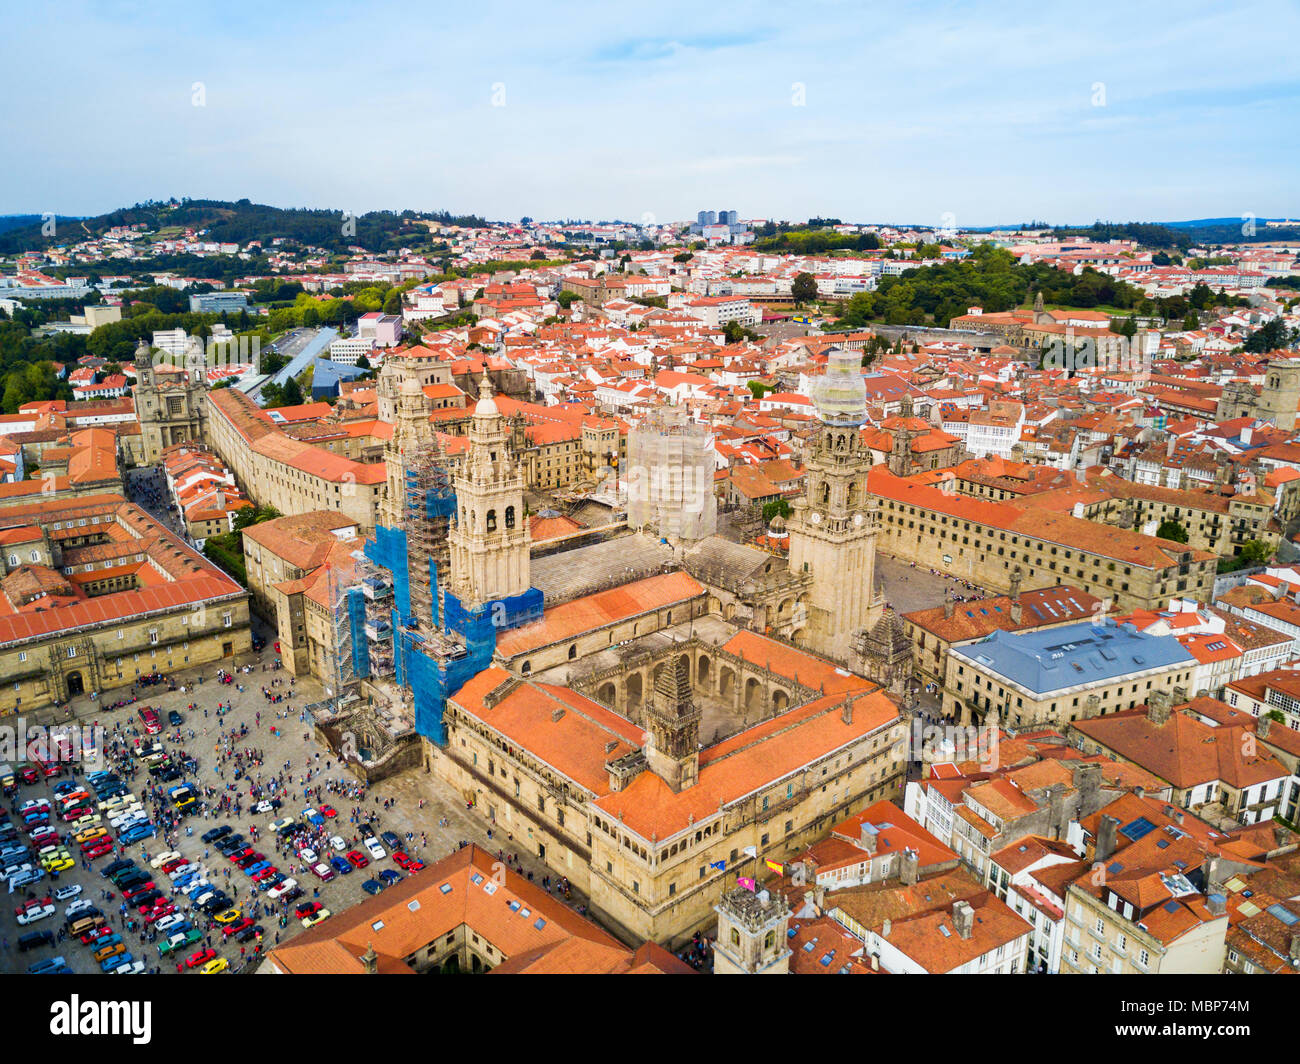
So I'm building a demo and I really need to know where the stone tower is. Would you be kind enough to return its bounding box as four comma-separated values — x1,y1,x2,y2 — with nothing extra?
380,376,432,528
713,887,792,975
643,655,701,792
448,372,531,609
133,337,208,464
787,348,883,662
855,606,914,696
1257,358,1300,431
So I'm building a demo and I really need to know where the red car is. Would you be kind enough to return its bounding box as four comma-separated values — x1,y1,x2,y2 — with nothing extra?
319,805,337,819
143,904,176,924
84,840,114,859
345,850,368,869
19,767,39,785
294,901,322,919
252,866,279,882
80,925,113,945
161,858,188,874
61,806,93,822
393,852,425,872
222,917,254,938
122,882,156,900
227,847,254,863
185,948,216,969
29,829,57,848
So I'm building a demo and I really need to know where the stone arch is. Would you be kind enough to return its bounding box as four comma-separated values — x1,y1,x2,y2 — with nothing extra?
626,672,644,712
744,676,762,714
597,681,616,706
791,628,807,647
708,596,721,614
677,653,691,677
486,509,497,532
772,688,790,712
724,602,736,621
777,597,794,619
652,662,665,686
719,666,736,702
505,505,515,529
697,654,711,687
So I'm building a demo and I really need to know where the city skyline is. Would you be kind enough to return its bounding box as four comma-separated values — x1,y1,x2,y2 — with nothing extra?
3,0,1297,224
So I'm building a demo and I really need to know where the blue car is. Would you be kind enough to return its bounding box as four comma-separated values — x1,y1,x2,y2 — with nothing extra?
361,879,384,895
302,808,325,827
119,824,156,844
100,951,133,973
245,861,272,878
378,868,402,886
329,856,352,876
173,871,202,890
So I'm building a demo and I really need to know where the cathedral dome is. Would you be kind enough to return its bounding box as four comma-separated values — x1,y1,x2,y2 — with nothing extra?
474,393,499,417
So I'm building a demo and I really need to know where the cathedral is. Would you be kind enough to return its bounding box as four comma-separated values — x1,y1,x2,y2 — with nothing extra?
343,345,908,947
132,338,208,464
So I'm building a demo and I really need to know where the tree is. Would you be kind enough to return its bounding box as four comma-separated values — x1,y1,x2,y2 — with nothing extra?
1240,539,1273,566
747,380,775,400
1182,312,1199,331
354,354,370,370
791,272,817,306
1155,519,1189,543
762,499,792,523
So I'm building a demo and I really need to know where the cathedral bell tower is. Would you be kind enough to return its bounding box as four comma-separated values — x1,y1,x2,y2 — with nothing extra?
787,348,883,662
381,377,432,528
643,655,701,792
448,372,531,609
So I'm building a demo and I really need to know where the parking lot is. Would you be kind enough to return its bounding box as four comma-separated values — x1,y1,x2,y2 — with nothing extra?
2,625,592,974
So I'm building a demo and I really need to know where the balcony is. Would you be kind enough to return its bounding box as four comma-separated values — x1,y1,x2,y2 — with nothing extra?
364,619,392,642
362,577,393,601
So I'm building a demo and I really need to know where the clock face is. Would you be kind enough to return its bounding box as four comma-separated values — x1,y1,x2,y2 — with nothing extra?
854,513,864,526
810,512,822,524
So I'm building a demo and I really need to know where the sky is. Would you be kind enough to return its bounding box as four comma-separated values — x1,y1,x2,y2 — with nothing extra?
2,0,1298,226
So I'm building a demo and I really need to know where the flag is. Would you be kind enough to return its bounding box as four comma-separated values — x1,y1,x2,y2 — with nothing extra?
741,845,757,859
765,859,784,876
709,860,726,871
737,876,756,891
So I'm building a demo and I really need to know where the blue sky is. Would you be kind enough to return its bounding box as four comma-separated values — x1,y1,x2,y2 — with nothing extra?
1,0,1297,225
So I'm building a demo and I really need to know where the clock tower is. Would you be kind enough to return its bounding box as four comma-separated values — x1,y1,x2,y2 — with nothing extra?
787,348,882,662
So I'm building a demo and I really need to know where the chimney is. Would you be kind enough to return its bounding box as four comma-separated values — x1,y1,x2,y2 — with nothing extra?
860,824,878,854
881,918,892,939
1096,814,1120,862
1202,855,1221,893
1206,893,1226,917
1258,714,1272,740
1275,825,1294,849
943,594,954,620
360,942,378,974
899,847,919,886
953,900,975,940
1146,689,1172,726
1134,785,1145,799
1010,599,1022,624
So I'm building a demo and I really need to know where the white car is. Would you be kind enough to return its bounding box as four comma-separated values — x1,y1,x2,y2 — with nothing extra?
65,898,96,918
267,877,298,900
150,850,182,870
329,835,346,852
19,799,49,813
16,899,55,924
167,863,198,881
298,848,317,864
54,884,82,902
268,818,296,834
364,838,386,861
110,960,146,975
99,794,136,814
111,809,148,830
155,914,186,934
254,800,277,814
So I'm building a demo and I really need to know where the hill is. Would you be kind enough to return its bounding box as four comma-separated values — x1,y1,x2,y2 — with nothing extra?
0,199,490,255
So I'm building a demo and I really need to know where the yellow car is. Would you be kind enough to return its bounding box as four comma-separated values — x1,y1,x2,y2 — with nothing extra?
200,957,228,974
44,856,75,873
71,814,102,829
301,908,331,928
74,826,107,844
213,908,242,924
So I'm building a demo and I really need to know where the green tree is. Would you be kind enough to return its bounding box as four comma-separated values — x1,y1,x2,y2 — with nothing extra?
747,380,775,400
762,499,793,523
1240,539,1272,566
1155,519,1189,543
791,272,817,306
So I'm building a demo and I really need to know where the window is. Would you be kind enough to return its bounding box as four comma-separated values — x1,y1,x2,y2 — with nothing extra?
1138,948,1150,968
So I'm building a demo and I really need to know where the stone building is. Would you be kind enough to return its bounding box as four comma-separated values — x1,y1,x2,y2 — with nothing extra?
0,493,250,712
132,338,208,464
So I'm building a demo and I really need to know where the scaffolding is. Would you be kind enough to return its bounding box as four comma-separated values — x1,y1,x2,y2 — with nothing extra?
626,404,717,543
324,554,367,706
403,438,456,633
